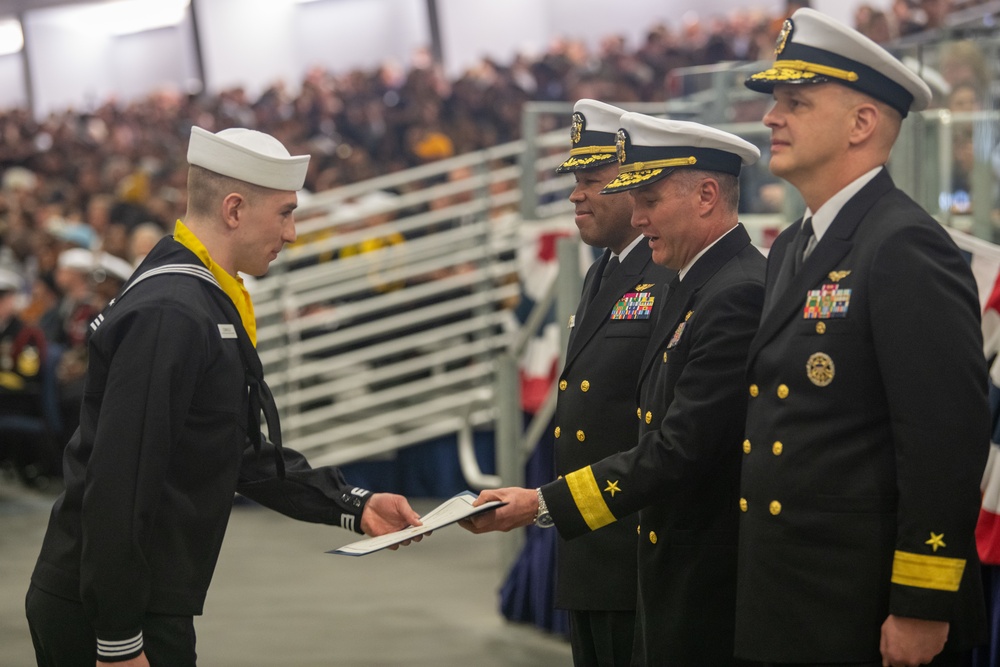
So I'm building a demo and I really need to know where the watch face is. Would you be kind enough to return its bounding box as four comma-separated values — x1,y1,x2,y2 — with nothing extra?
536,512,555,528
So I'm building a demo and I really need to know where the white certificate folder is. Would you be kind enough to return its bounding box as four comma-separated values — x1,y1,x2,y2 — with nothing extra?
328,491,506,556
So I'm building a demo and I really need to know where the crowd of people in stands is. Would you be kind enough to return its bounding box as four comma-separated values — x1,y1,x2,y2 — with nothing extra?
0,0,996,485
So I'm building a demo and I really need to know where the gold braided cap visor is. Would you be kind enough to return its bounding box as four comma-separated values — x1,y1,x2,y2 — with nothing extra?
748,59,859,84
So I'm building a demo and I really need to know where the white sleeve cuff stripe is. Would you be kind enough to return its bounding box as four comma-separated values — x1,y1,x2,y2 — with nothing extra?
97,632,143,657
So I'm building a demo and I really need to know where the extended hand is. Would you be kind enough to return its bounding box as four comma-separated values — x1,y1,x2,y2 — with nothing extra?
98,652,149,667
879,614,948,667
459,487,538,533
360,493,424,549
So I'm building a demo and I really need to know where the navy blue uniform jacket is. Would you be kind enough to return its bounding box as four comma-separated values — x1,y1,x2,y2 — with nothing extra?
31,237,370,647
554,241,674,611
736,169,990,662
544,224,765,665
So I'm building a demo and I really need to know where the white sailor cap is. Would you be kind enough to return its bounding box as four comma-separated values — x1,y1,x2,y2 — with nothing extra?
0,267,21,293
556,99,627,173
57,248,95,272
602,113,760,194
745,8,932,117
187,126,310,191
95,253,134,283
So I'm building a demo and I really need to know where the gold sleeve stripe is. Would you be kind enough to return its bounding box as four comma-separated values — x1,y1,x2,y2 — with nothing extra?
565,467,616,531
890,550,966,592
772,59,859,82
570,145,617,156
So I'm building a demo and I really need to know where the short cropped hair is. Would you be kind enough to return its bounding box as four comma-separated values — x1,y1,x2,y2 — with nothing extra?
674,169,741,213
186,165,271,217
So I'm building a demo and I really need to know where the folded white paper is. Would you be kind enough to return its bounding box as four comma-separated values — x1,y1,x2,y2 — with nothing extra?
328,491,506,556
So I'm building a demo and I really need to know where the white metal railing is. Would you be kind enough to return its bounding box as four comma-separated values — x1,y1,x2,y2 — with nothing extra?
252,144,527,478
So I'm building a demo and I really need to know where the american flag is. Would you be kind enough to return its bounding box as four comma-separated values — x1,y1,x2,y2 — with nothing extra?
949,227,1000,666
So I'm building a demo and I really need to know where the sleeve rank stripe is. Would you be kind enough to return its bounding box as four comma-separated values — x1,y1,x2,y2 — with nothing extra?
97,632,143,657
890,550,966,592
565,466,616,531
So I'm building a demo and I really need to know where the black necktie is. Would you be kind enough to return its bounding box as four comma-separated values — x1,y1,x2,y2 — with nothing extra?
591,254,619,302
601,256,619,287
793,218,814,275
666,274,680,297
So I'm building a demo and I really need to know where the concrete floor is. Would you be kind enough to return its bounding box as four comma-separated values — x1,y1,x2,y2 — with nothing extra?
0,476,571,667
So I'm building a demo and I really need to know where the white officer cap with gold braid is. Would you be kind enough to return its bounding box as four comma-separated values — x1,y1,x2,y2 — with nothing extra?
187,126,310,191
601,113,760,194
556,99,627,173
745,8,932,117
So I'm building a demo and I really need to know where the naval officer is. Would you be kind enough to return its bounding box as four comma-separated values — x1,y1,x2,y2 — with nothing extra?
465,113,764,665
550,99,675,666
737,8,990,666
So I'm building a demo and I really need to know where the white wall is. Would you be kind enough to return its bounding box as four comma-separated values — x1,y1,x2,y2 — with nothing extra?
24,5,196,116
437,0,550,78
292,0,428,76
0,52,25,110
194,0,299,98
196,0,428,98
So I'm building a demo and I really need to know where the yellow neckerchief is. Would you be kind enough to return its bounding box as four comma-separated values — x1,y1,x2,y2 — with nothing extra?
174,219,258,347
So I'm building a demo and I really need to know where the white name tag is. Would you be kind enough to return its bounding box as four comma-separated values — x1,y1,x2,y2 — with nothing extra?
218,324,237,339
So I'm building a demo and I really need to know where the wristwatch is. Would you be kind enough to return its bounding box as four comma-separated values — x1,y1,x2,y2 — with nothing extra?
534,488,555,528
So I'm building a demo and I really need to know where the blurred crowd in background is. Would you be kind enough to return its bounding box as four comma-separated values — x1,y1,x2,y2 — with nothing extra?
1,0,997,486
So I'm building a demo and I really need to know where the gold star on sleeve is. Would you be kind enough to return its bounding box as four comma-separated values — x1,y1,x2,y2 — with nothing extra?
925,532,946,552
604,480,621,497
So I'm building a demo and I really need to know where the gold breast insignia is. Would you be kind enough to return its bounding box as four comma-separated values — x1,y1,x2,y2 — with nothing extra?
806,352,835,387
828,270,851,282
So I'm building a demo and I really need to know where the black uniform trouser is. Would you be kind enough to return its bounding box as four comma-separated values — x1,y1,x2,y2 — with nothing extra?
25,584,197,667
569,608,636,667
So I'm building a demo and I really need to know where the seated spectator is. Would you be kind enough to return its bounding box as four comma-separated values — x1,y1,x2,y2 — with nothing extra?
127,221,168,268
91,252,134,310
0,267,58,484
48,248,99,442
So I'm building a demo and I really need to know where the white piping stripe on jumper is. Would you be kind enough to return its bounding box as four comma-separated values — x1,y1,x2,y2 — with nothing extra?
97,632,143,657
341,515,355,532
119,264,221,301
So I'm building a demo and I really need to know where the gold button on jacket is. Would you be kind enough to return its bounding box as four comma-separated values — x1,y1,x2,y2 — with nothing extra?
769,501,782,516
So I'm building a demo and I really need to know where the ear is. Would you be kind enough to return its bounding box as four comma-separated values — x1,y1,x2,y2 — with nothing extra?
696,177,720,215
848,102,880,147
221,192,244,230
